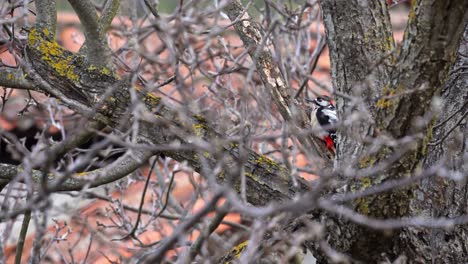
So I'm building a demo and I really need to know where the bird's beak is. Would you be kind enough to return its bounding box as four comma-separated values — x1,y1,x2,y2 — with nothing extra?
305,98,319,106
305,98,318,109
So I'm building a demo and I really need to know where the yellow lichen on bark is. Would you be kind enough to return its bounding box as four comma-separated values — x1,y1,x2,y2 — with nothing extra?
420,118,435,156
133,86,162,108
376,84,404,110
229,240,249,261
359,156,377,169
28,28,79,82
254,155,280,173
192,123,207,137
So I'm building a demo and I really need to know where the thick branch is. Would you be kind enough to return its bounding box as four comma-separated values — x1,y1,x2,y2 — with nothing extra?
35,0,57,38
48,121,104,158
384,0,467,135
100,0,120,33
0,68,36,90
67,0,111,67
78,0,120,54
223,0,332,162
0,118,103,189
0,150,154,191
223,1,294,121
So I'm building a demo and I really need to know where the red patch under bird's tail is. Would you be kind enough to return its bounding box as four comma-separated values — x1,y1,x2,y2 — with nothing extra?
324,136,335,152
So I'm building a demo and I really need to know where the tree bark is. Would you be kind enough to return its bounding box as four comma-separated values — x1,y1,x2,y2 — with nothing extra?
319,0,467,262
400,28,468,264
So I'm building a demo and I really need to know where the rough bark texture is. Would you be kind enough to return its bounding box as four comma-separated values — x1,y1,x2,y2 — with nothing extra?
402,30,468,263
321,0,395,161
320,0,467,262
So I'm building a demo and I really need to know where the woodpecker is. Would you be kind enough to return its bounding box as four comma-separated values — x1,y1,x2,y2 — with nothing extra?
307,96,338,151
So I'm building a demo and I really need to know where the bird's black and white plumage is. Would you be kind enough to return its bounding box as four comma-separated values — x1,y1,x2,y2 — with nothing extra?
307,96,338,151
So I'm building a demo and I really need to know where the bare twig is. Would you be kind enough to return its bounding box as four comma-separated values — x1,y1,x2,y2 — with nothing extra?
188,202,231,260
115,156,158,241
14,209,31,264
137,191,224,262
428,110,468,146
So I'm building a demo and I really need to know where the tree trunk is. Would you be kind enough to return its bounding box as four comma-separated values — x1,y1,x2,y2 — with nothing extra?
319,0,467,262
400,29,468,264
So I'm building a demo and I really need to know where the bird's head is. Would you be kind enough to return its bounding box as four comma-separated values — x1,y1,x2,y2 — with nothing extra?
306,96,334,108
